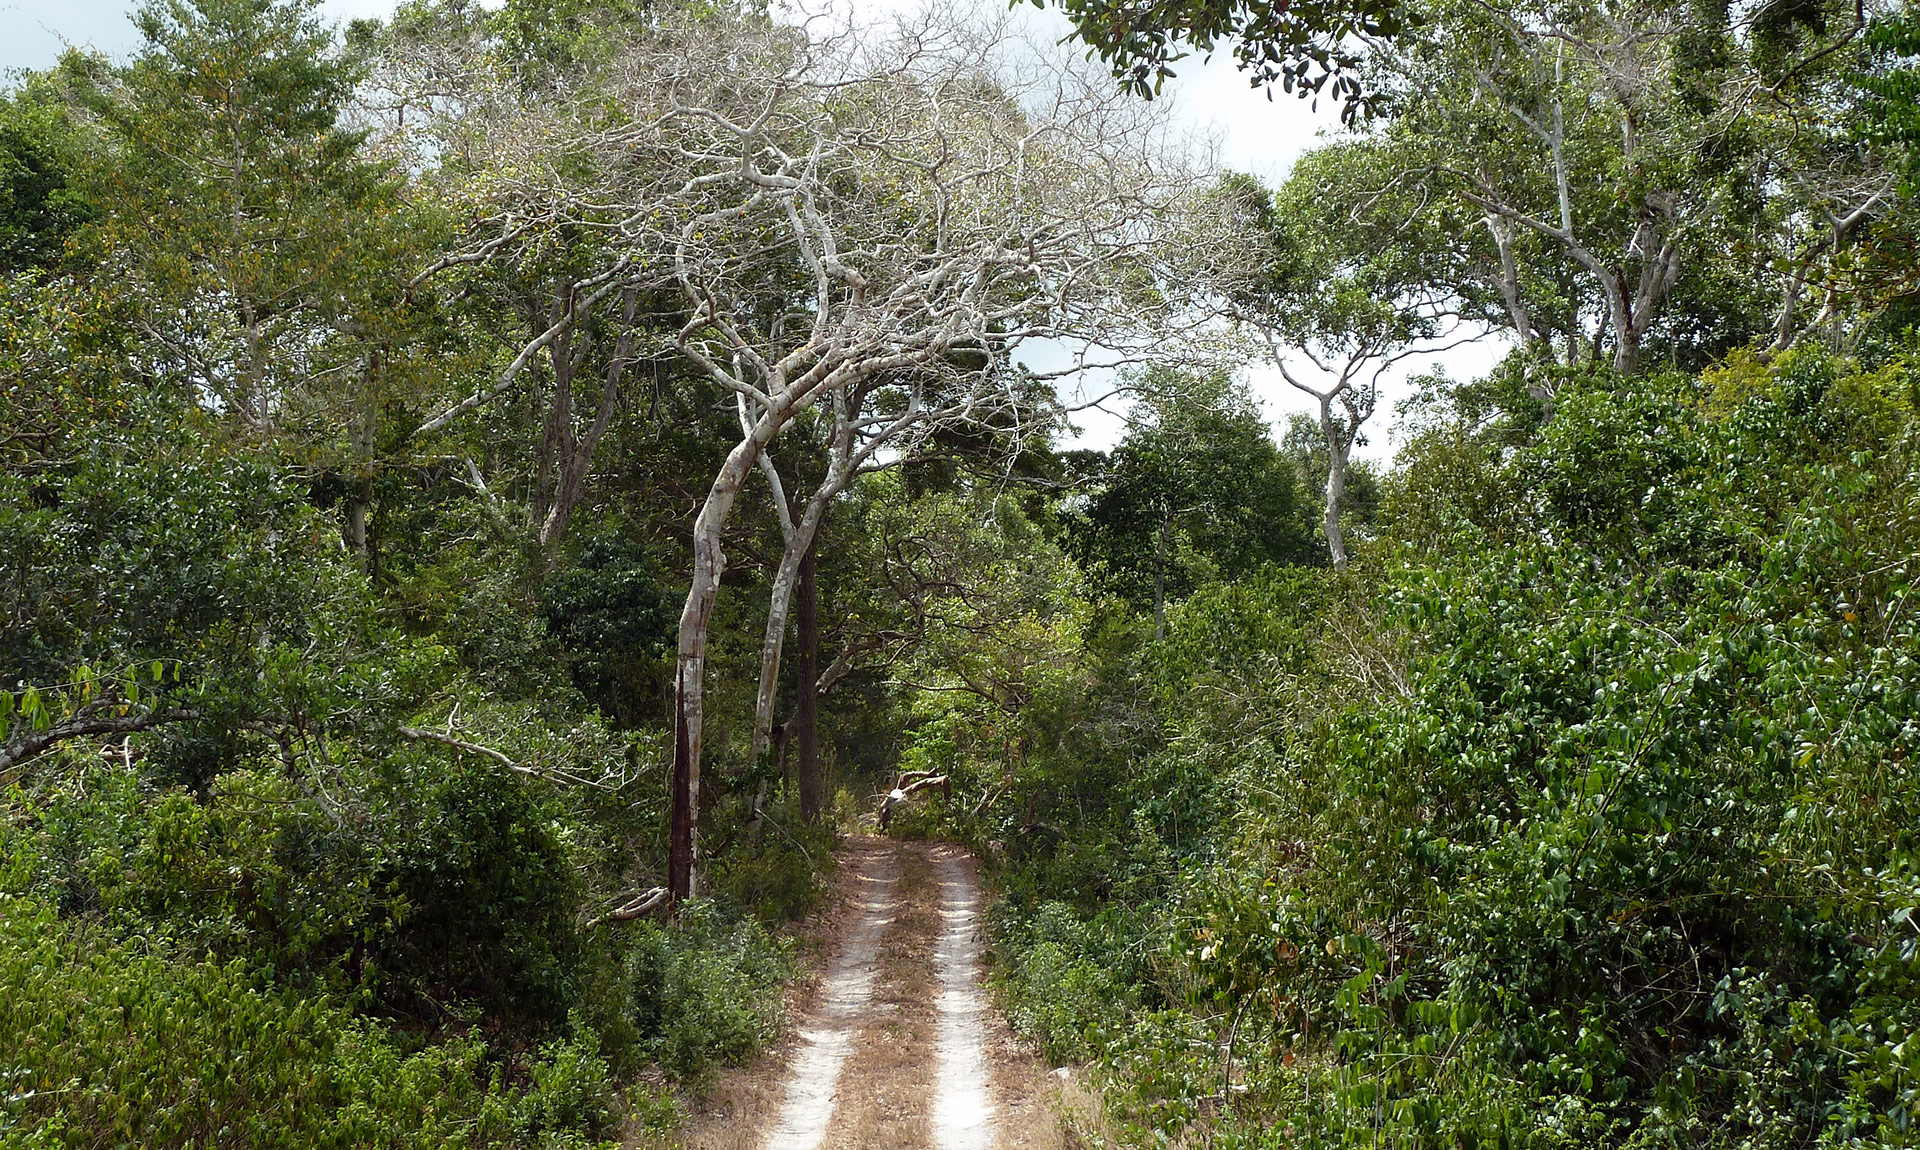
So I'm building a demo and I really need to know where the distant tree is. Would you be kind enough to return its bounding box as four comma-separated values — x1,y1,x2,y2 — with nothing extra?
71,0,411,436
1071,371,1315,634
1279,412,1380,539
0,91,92,274
1213,168,1470,569
1339,0,1900,376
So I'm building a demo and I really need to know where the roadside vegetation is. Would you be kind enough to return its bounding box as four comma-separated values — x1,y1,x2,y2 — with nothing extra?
4,0,1919,1145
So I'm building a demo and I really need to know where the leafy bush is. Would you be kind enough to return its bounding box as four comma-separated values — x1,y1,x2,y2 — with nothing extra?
0,893,544,1149
512,1026,622,1146
370,751,586,1025
707,806,836,923
998,358,1920,1148
612,900,791,1082
8,764,384,978
994,901,1150,1063
537,529,677,727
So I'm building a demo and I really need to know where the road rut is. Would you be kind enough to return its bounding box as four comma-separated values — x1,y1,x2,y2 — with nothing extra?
671,837,1061,1150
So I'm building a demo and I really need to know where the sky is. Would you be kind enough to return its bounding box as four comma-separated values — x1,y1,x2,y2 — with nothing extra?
0,0,1503,460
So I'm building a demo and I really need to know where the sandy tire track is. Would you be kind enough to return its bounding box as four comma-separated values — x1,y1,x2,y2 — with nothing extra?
669,837,1063,1150
812,845,940,1147
930,846,994,1150
760,847,901,1150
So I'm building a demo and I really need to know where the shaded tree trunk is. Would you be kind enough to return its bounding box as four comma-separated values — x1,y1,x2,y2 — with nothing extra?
795,539,822,823
540,287,639,548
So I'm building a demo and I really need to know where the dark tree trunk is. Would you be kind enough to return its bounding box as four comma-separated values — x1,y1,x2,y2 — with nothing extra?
541,287,638,549
669,689,694,898
1153,504,1170,641
795,539,822,823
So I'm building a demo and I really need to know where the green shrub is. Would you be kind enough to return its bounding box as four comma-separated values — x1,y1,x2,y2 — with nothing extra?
0,894,536,1149
997,361,1920,1147
513,1025,621,1145
369,752,586,1025
994,901,1147,1063
9,765,384,980
707,803,836,923
615,900,790,1082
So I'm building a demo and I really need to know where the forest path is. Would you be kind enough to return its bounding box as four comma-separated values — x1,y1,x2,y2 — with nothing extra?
669,836,1063,1150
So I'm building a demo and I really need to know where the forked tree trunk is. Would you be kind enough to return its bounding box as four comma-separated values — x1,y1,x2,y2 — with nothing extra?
751,488,838,759
540,288,639,549
794,540,822,823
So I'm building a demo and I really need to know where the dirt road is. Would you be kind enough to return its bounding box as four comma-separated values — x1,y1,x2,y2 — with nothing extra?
673,837,1062,1150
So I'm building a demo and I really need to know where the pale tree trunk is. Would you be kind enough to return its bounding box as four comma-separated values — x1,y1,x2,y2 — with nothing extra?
669,419,778,899
1606,280,1639,375
1264,333,1367,573
1484,213,1535,361
1456,69,1682,382
1319,397,1351,572
749,455,846,761
794,541,822,823
748,383,923,762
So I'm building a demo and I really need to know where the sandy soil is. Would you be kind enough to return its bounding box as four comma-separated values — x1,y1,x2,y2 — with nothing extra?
665,837,1066,1150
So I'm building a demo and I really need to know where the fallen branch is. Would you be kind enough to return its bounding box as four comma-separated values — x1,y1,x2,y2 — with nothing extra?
899,774,950,798
396,725,616,790
586,887,672,928
878,773,950,828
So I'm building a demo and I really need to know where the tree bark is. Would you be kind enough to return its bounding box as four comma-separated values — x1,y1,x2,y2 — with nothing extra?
1320,398,1350,572
540,288,639,549
795,538,822,823
669,420,778,899
749,466,842,760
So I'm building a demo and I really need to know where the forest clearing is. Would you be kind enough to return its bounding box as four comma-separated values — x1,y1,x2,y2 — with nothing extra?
5,0,1920,1145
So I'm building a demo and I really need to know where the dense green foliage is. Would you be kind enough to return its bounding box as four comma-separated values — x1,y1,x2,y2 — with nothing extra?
9,0,1920,1143
979,358,1920,1147
1068,374,1319,616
